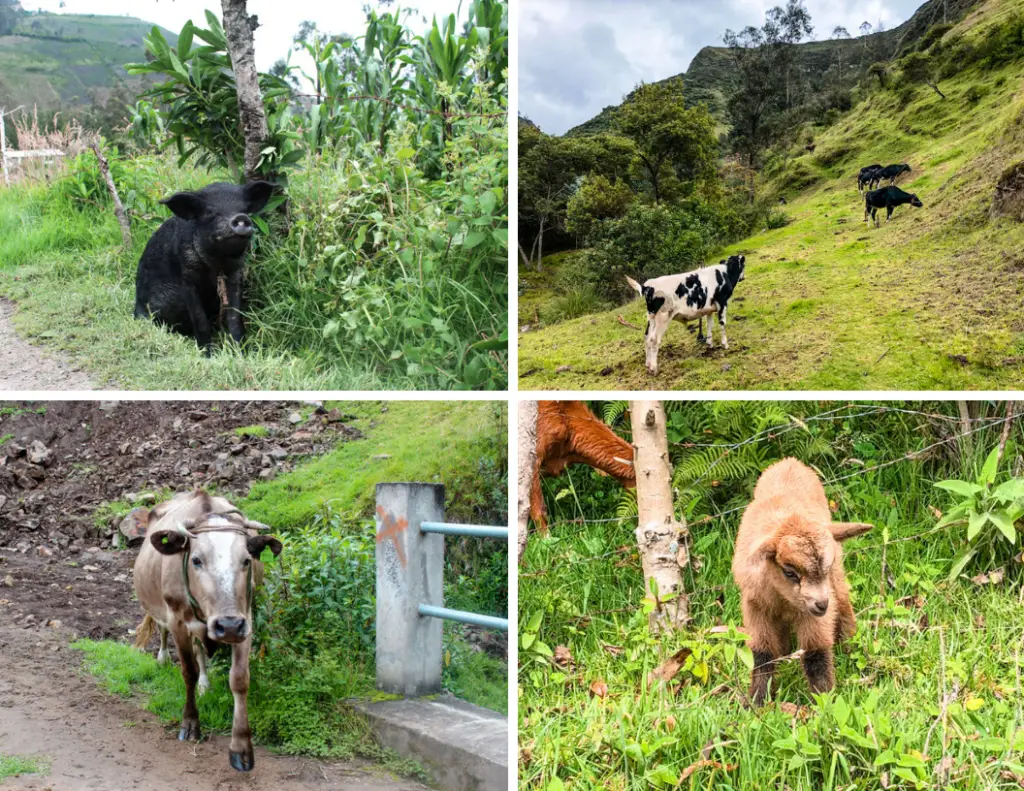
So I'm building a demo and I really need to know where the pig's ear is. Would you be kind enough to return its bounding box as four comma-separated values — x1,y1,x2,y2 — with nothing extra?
243,181,275,214
161,191,204,220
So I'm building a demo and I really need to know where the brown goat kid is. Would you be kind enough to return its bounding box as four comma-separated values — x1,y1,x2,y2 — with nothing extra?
732,458,872,704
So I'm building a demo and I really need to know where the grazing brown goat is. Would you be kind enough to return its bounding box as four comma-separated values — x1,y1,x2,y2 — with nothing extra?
732,458,872,704
531,401,635,530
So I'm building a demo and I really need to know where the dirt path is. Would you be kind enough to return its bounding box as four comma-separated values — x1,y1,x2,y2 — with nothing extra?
0,300,94,391
0,619,427,791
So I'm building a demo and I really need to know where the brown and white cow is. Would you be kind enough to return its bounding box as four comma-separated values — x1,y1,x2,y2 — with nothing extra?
132,490,281,771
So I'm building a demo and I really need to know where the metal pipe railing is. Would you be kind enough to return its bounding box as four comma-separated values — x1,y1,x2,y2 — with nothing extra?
417,604,508,631
421,521,509,539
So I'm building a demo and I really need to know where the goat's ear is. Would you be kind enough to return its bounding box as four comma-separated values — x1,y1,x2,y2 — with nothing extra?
831,522,873,542
625,276,642,295
750,534,777,563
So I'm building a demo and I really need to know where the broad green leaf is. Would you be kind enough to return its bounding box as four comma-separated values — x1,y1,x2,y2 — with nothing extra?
947,546,977,581
993,479,1024,501
526,611,543,632
967,509,986,541
934,480,984,497
987,510,1017,543
980,445,1001,485
177,22,194,60
464,231,488,249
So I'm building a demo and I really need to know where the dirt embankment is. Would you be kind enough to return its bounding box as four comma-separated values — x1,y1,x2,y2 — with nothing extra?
0,300,94,391
0,401,428,791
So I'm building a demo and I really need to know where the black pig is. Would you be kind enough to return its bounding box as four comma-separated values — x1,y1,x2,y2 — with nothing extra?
133,181,274,354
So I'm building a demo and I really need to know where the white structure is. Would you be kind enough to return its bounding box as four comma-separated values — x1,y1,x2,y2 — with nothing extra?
0,107,64,187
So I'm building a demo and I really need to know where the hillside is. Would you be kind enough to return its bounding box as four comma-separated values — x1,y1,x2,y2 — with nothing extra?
519,0,1024,390
0,12,175,111
564,0,980,136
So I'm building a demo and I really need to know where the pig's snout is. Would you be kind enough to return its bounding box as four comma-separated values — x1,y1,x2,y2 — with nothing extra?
230,214,254,237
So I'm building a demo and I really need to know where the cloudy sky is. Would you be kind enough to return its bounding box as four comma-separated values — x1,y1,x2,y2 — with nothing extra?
32,0,467,73
520,0,925,135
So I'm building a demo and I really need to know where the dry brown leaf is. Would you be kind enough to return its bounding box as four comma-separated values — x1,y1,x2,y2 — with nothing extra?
700,738,737,760
934,756,954,781
678,760,738,781
1000,770,1024,788
603,643,624,658
990,568,1005,584
589,679,608,699
829,499,839,513
553,645,573,667
975,613,986,629
708,625,730,634
656,715,677,732
648,647,692,684
929,505,943,519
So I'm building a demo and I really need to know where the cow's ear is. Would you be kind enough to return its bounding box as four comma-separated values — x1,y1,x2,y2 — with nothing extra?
161,191,204,220
150,529,190,555
243,181,274,214
831,522,873,542
247,535,283,559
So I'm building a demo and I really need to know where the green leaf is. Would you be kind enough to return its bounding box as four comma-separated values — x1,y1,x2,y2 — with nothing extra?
526,611,543,633
993,479,1024,501
947,546,977,581
968,508,986,541
546,778,564,791
464,231,488,249
981,445,1001,485
396,147,416,161
934,480,984,497
479,190,497,215
492,227,509,245
874,749,898,767
177,22,194,60
987,510,1017,544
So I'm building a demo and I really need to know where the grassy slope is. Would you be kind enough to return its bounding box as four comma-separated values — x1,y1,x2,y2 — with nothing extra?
0,14,174,109
519,408,1024,790
520,1,1024,391
74,401,507,765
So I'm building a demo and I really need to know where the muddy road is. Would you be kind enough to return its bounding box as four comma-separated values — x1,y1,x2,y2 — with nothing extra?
0,300,94,391
0,401,423,790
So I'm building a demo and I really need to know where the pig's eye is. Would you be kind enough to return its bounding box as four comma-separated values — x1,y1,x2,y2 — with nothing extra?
192,557,203,568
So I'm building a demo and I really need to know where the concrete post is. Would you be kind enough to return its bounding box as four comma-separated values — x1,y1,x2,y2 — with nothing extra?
375,482,445,696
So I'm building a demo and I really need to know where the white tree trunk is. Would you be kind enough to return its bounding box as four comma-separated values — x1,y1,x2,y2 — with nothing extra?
517,400,538,563
221,0,269,181
629,400,688,631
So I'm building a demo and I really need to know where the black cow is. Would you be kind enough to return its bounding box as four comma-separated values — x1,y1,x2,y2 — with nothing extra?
864,186,923,227
858,164,882,192
134,181,274,355
878,163,912,185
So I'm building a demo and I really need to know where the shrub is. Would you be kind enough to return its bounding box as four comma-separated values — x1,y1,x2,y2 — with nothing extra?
539,286,606,324
565,174,634,242
766,208,791,229
964,84,990,105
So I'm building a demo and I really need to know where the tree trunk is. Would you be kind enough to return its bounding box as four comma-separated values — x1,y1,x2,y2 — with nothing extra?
221,0,269,181
927,81,947,99
629,400,688,632
90,141,131,249
535,217,545,272
518,400,538,564
957,400,972,458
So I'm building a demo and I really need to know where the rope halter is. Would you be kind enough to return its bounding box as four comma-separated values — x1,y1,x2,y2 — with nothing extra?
179,510,255,626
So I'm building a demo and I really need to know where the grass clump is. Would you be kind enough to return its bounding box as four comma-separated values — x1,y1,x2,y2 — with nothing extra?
233,425,270,438
0,754,49,781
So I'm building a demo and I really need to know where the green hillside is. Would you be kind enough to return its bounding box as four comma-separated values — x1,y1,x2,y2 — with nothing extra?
0,12,175,111
564,0,980,136
519,0,1024,391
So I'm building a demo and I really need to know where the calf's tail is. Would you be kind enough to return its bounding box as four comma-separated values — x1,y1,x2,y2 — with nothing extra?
133,613,157,651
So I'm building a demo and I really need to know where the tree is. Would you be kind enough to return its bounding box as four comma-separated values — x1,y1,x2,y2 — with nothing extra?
868,61,888,87
724,0,813,174
901,51,946,99
629,400,689,632
565,174,634,242
220,0,270,181
831,26,851,89
614,78,718,204
0,0,21,36
518,401,538,563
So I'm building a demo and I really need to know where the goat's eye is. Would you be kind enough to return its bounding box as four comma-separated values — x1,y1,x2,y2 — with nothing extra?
782,567,799,582
192,557,203,568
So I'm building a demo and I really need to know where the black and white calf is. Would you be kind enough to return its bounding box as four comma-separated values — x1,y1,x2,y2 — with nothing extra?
625,255,746,376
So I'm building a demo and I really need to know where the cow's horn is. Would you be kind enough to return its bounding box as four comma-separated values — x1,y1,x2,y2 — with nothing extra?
243,519,272,532
173,521,198,539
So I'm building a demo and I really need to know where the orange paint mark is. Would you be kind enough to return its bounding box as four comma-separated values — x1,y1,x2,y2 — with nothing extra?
376,506,408,567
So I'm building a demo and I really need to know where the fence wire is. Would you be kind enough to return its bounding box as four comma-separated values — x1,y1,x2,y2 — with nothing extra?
529,402,1021,571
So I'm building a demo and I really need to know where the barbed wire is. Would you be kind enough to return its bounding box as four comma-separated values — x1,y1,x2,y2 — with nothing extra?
529,403,1022,572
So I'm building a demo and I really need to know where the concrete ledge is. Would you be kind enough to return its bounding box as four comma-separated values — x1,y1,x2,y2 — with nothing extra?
353,695,507,791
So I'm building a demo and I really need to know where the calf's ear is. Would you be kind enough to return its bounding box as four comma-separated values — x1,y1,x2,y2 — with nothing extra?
149,529,190,555
161,191,204,220
243,181,275,214
749,533,777,563
247,535,283,559
831,522,873,542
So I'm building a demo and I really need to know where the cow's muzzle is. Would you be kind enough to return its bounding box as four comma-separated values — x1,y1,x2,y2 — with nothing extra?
209,615,248,643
